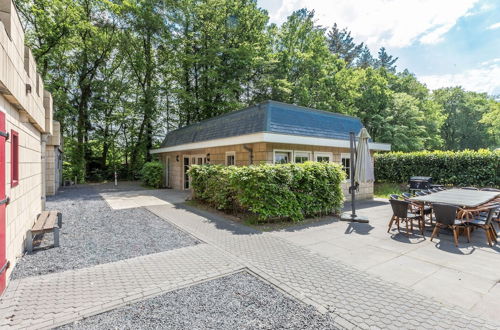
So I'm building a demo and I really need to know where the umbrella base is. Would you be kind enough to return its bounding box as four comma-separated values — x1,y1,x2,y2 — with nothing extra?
340,212,369,223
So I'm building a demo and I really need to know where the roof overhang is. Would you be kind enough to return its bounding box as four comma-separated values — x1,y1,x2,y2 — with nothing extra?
150,132,391,154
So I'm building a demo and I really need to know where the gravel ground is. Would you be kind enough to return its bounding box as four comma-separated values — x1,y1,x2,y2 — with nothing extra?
11,185,198,279
59,271,339,330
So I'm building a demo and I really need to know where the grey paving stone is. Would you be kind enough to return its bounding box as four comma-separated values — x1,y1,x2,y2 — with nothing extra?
0,245,242,328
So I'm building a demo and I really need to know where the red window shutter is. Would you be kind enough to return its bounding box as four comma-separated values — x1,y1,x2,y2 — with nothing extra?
11,130,18,187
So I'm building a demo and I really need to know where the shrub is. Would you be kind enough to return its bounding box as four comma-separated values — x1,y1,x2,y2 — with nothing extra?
374,149,500,187
141,161,164,188
188,162,345,222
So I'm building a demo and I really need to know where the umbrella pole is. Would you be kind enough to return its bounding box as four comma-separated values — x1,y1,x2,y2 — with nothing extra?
341,132,369,223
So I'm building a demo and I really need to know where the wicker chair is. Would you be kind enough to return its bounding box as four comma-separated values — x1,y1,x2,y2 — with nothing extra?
431,203,469,247
469,206,499,246
388,199,425,236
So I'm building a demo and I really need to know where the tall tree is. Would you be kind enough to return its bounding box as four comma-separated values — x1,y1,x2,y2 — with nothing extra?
375,47,398,73
326,23,363,66
169,0,269,125
119,0,166,173
433,87,492,150
480,99,500,146
356,45,374,68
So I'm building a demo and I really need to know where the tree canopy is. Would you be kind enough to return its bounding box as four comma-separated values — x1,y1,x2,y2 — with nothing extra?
15,0,500,182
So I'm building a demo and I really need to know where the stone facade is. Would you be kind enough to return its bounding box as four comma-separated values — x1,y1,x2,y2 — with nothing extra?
0,0,54,286
46,121,62,196
157,142,374,200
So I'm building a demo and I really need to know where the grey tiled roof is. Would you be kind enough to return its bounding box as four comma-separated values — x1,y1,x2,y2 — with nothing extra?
161,101,365,148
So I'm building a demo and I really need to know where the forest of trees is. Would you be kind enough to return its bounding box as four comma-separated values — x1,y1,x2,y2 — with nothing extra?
15,0,500,182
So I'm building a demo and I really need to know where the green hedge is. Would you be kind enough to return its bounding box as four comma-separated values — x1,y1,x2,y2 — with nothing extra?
141,161,164,188
374,149,500,187
188,162,346,222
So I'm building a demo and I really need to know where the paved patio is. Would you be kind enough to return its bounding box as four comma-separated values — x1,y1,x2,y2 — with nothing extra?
1,183,499,329
272,198,500,323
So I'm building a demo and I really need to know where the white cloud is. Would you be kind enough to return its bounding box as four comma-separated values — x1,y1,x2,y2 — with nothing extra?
269,0,480,50
487,22,500,30
419,60,500,95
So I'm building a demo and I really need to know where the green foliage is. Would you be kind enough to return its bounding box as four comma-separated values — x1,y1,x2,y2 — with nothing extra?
140,161,164,188
432,87,494,150
188,162,346,222
374,183,405,199
16,1,499,184
375,150,500,187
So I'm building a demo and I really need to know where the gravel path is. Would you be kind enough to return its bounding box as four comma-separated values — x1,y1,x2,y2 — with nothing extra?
59,272,339,330
11,185,198,279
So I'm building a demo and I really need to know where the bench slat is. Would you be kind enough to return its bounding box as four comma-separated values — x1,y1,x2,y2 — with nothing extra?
32,211,50,232
43,212,58,230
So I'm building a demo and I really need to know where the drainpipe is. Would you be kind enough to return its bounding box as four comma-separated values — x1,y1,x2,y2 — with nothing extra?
243,144,253,165
41,133,49,210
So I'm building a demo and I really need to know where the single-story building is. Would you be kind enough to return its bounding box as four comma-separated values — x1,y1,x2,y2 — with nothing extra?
151,100,390,199
0,0,56,293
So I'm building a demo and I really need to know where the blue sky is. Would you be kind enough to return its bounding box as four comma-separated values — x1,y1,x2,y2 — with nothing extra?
257,0,500,96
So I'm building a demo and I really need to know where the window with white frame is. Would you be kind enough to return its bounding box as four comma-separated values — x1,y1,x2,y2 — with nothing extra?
274,150,292,164
225,151,236,165
341,153,351,180
294,151,311,163
314,152,332,163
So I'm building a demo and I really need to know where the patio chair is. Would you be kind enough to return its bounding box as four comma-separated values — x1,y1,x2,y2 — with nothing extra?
401,192,412,199
481,188,500,192
475,202,500,231
468,207,498,246
461,187,478,190
389,194,400,200
430,203,470,247
388,199,425,236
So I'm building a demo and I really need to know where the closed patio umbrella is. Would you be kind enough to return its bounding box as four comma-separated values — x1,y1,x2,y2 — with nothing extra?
354,128,374,184
340,128,373,223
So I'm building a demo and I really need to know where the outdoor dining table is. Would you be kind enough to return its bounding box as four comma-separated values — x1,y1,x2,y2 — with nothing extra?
410,189,500,220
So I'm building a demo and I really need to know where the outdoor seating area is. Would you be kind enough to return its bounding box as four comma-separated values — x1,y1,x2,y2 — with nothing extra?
389,187,500,247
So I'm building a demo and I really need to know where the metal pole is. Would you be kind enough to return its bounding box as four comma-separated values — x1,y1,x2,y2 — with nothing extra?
340,131,369,223
349,131,356,217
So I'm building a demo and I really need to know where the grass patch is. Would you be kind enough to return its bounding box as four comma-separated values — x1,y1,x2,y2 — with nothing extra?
374,182,406,199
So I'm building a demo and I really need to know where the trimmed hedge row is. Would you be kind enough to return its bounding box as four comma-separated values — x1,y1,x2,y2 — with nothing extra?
374,149,500,187
188,162,346,222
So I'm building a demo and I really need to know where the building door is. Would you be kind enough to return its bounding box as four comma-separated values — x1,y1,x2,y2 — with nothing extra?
165,157,170,188
183,157,190,189
0,112,7,294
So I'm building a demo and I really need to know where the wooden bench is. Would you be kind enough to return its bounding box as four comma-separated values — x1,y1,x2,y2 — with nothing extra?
26,211,62,253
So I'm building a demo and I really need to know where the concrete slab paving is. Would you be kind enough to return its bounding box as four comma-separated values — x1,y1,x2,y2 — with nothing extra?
270,198,500,323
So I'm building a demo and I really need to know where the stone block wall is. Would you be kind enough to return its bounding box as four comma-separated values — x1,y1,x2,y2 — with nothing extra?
1,93,42,280
46,121,61,196
0,0,54,285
